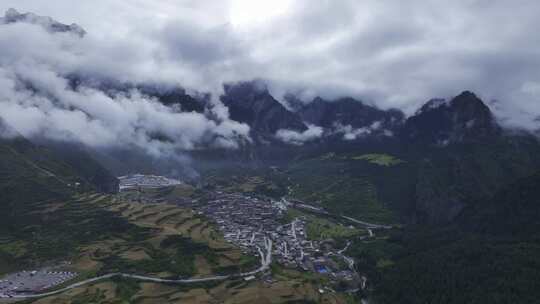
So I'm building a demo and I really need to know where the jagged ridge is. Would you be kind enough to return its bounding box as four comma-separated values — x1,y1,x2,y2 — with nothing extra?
1,8,86,37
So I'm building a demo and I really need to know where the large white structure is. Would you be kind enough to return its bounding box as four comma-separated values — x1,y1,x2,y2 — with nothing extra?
118,174,182,191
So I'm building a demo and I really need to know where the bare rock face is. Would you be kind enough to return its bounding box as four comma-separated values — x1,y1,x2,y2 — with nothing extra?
221,81,308,141
403,91,501,146
1,8,86,37
298,96,405,135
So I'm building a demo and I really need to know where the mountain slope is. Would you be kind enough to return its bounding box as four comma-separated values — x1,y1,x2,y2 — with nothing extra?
371,170,540,304
221,81,307,141
402,91,501,146
0,119,118,209
37,141,120,193
137,85,208,113
299,97,404,133
0,136,79,220
214,89,540,224
399,92,540,223
460,170,540,235
410,133,540,223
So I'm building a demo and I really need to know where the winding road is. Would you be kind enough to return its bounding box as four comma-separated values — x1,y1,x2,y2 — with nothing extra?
1,239,273,300
340,215,392,230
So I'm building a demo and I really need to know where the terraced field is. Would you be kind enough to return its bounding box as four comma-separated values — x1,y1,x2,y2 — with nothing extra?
26,276,348,304
104,198,246,270
7,194,345,304
59,194,254,280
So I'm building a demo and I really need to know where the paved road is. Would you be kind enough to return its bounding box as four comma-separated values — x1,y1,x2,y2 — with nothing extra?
337,241,351,254
284,197,393,229
1,239,273,300
341,215,392,229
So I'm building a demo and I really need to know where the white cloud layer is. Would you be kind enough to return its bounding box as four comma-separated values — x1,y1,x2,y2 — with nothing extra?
332,121,392,141
275,125,323,145
0,20,250,155
1,0,540,140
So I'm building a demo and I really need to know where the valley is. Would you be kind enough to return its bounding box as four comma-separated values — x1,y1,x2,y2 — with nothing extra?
2,3,540,303
1,173,382,303
4,122,540,303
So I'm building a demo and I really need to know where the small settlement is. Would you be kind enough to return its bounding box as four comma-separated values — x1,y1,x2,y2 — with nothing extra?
179,192,360,289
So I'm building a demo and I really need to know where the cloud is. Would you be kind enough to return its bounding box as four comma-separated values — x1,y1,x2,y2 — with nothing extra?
275,124,323,145
0,20,250,157
332,121,392,141
0,0,540,138
0,116,18,139
1,8,86,36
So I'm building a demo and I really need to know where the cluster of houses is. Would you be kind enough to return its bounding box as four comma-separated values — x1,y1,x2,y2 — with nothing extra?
184,192,360,290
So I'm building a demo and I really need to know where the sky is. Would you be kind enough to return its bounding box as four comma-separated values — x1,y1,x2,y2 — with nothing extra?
1,0,540,154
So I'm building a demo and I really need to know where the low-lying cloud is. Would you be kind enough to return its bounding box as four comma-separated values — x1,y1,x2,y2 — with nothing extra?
1,0,540,150
332,121,393,141
0,19,250,157
275,124,323,145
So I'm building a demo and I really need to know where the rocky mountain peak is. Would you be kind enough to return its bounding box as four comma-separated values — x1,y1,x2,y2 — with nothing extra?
449,91,493,121
1,8,86,37
298,96,405,135
403,91,500,146
221,81,307,139
416,98,449,115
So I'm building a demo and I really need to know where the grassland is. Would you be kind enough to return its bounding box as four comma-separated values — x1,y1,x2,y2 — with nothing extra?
283,209,364,241
202,169,287,199
351,154,404,167
285,157,397,224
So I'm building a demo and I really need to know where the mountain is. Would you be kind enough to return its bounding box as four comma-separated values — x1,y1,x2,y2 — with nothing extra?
213,88,540,225
138,85,208,113
371,169,540,304
221,81,308,142
299,97,405,134
460,170,540,236
0,130,82,212
0,119,118,200
1,8,86,37
411,134,540,224
65,76,210,115
220,87,502,147
36,141,120,193
402,91,501,146
394,91,540,224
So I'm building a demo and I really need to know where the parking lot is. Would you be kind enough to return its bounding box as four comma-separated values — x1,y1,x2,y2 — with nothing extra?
0,270,77,297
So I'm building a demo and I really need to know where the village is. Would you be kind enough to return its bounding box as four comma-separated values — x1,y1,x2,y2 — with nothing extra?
179,192,361,290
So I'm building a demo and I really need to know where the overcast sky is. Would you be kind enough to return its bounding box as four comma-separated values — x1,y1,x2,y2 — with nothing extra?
1,0,540,140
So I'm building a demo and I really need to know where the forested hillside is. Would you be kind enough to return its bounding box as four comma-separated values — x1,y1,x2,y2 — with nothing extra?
369,171,540,303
